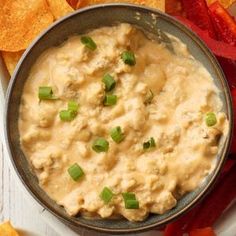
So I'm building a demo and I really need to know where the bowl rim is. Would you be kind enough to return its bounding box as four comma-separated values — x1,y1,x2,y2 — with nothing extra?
4,3,233,234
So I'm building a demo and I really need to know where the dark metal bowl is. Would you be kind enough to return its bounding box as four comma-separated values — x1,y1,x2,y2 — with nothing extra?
4,3,233,234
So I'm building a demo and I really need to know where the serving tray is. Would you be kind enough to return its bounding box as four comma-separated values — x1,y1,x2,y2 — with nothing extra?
0,28,236,234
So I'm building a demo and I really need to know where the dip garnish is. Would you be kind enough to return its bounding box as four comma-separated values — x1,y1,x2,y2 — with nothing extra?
102,73,116,92
59,101,79,121
143,137,156,150
38,86,55,100
144,89,154,105
68,163,84,181
110,126,124,143
59,110,76,121
121,51,136,66
92,138,109,152
122,192,136,200
205,112,217,127
81,36,97,51
122,192,139,209
100,187,114,204
68,100,79,113
103,94,117,106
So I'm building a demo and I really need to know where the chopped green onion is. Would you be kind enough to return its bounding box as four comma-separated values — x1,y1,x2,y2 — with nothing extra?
122,192,136,201
81,36,97,51
125,199,139,209
92,138,109,152
68,100,79,113
60,101,79,121
110,126,124,143
103,94,117,106
102,74,116,92
59,110,77,121
205,112,217,127
122,192,139,209
144,89,154,105
100,187,114,204
68,163,84,181
121,51,136,66
143,137,156,150
38,86,55,100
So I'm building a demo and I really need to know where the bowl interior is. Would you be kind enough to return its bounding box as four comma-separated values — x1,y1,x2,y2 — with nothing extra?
5,4,232,233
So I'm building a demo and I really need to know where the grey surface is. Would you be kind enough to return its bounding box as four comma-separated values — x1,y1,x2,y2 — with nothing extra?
4,3,233,234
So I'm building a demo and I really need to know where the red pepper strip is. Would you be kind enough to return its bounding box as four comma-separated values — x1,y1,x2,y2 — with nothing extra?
164,224,184,236
164,159,235,234
181,0,216,38
230,138,236,154
209,1,236,46
174,16,236,60
189,227,216,236
164,204,201,236
186,161,236,230
217,57,236,89
166,0,184,16
222,159,235,175
229,88,236,153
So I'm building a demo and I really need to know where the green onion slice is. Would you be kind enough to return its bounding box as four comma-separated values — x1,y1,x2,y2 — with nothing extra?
100,187,114,204
92,138,109,153
144,89,154,105
125,199,139,209
102,74,116,92
38,86,56,100
121,51,136,66
110,126,124,143
68,163,84,181
68,100,79,113
205,112,217,127
81,36,97,51
122,192,139,209
59,110,77,121
122,192,136,201
103,94,117,106
143,137,156,150
60,101,79,121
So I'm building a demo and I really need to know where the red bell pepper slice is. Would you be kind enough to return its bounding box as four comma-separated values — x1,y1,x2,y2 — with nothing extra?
209,1,236,46
164,204,201,236
217,58,236,89
164,159,235,234
166,0,184,16
222,159,235,174
164,223,184,236
175,16,236,60
230,138,236,154
181,0,216,38
229,88,236,152
187,162,236,230
189,227,216,236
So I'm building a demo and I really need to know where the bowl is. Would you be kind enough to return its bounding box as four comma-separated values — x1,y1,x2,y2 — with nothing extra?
4,3,233,234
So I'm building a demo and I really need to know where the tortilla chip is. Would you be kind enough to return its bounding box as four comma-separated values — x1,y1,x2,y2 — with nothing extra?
46,0,74,19
0,0,54,52
206,0,236,8
2,50,24,76
76,0,165,11
0,221,20,236
67,0,80,9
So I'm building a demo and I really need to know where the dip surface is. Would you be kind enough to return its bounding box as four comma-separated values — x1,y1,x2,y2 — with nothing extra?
19,23,228,221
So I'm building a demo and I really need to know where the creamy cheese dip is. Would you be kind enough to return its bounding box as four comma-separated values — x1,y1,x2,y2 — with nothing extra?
19,23,228,221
